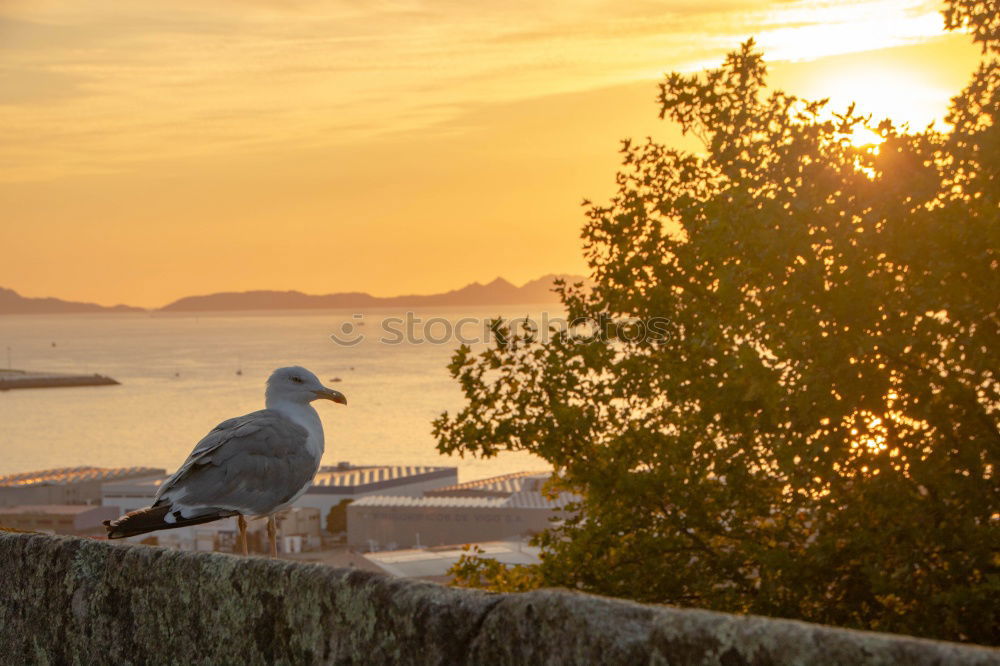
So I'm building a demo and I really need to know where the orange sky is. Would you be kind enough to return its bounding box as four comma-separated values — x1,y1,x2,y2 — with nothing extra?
0,0,982,307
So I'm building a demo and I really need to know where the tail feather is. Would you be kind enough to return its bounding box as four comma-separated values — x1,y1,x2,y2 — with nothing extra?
104,505,238,539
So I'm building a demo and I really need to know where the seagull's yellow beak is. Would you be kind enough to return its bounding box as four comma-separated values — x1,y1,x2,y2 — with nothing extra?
314,387,347,405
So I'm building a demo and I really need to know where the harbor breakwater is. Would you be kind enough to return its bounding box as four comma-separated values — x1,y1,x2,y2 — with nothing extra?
0,369,119,390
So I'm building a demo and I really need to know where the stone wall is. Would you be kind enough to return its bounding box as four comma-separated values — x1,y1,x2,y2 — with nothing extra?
1,532,996,665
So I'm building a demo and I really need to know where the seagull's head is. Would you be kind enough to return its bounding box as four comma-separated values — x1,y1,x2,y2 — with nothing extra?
266,366,347,406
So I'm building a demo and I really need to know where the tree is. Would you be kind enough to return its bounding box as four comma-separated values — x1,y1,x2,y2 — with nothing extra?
434,1,998,644
325,499,352,536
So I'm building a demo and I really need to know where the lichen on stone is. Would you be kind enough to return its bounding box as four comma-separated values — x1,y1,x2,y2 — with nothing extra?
1,532,997,665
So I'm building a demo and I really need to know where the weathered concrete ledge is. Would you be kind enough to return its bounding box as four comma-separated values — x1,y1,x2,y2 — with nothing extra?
1,532,996,665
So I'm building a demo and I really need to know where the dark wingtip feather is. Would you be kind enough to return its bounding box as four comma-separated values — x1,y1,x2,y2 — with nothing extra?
105,505,238,539
104,505,167,539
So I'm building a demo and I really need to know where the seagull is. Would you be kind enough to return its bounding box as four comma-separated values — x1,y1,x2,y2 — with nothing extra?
104,366,346,557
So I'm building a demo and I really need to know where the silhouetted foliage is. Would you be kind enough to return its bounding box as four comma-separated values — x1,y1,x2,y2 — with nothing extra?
325,499,352,535
436,0,998,644
448,545,542,593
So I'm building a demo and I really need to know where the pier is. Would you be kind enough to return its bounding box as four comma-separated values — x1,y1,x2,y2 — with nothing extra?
0,369,120,391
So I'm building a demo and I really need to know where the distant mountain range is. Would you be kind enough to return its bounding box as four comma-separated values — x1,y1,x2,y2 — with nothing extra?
0,287,145,314
0,275,585,315
160,275,581,311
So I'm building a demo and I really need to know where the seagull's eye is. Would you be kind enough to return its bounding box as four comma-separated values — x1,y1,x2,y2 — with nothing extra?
291,376,303,383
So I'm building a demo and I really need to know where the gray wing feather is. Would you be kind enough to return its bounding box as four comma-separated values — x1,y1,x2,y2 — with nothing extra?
155,410,315,516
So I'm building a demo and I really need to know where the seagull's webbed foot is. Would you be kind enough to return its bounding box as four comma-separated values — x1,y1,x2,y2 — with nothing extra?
238,514,248,556
267,515,277,559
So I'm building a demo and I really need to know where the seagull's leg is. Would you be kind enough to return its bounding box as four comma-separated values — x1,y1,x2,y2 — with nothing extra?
238,514,248,556
267,515,277,559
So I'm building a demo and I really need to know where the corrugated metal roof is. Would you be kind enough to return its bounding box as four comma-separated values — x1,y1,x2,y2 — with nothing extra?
100,476,166,492
0,504,107,515
0,466,165,488
505,490,579,509
423,470,551,497
311,465,454,488
353,490,577,511
351,495,510,509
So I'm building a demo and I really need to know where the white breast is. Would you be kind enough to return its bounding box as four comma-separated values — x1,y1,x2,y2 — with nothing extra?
271,400,325,464
266,400,326,513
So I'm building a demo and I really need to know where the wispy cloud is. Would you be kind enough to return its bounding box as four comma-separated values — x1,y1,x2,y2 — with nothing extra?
0,0,953,182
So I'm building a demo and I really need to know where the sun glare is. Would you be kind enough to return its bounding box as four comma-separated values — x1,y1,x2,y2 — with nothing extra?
813,64,953,130
847,126,886,149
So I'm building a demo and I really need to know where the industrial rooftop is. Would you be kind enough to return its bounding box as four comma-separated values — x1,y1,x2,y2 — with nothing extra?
423,470,551,498
0,504,108,515
352,490,576,510
0,466,165,488
311,464,455,488
353,470,578,511
351,495,510,509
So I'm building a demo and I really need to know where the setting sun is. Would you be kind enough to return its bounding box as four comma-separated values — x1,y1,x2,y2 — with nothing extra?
817,63,955,128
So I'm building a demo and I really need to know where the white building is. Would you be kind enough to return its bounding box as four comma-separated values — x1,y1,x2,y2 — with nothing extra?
0,466,165,507
0,504,120,537
347,472,577,551
294,463,458,520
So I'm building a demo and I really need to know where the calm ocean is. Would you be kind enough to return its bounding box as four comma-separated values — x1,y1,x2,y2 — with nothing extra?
0,308,552,482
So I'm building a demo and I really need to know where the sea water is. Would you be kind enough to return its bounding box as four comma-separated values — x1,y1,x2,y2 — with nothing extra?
0,308,552,482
